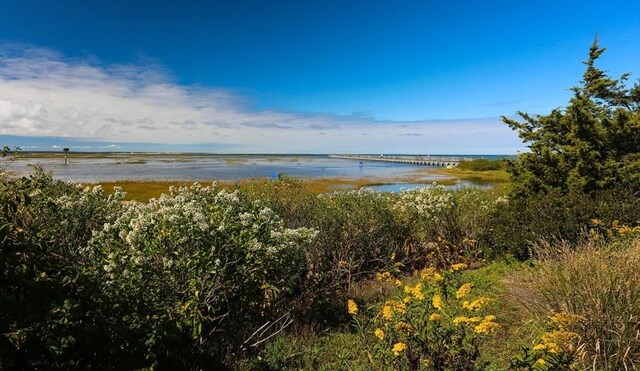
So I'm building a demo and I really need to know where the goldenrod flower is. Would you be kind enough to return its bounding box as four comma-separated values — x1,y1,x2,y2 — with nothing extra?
347,299,358,315
429,313,441,321
545,342,560,354
405,283,425,300
432,294,444,311
535,358,546,366
450,263,468,271
550,312,583,329
541,330,578,345
419,267,436,279
382,304,394,320
462,297,491,311
394,279,403,287
473,321,501,334
433,272,443,282
453,316,482,325
374,328,385,341
392,342,407,356
394,301,406,314
455,283,473,299
532,344,546,351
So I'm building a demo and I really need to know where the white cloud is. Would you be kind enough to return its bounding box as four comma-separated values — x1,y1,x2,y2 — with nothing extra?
0,45,524,153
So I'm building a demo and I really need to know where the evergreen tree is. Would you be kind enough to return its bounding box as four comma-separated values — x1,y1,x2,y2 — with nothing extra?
503,39,640,197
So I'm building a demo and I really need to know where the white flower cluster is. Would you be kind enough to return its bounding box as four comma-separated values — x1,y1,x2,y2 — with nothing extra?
89,182,317,285
393,184,455,223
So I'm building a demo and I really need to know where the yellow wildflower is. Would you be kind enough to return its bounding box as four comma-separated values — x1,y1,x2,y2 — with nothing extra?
550,312,583,329
374,328,385,341
403,296,411,303
392,342,407,356
535,358,546,366
347,299,358,315
590,218,602,226
532,344,546,351
453,316,482,325
545,342,560,354
394,279,403,287
419,267,436,279
541,330,578,345
463,297,492,311
450,263,468,271
376,271,392,281
455,283,473,299
404,283,425,300
474,321,501,334
382,304,393,320
432,294,444,311
381,300,404,320
393,301,406,314
429,313,441,321
483,315,496,322
433,272,443,282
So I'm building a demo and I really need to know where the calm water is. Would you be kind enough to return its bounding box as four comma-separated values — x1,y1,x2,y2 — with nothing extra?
364,181,493,192
3,154,448,182
3,154,499,190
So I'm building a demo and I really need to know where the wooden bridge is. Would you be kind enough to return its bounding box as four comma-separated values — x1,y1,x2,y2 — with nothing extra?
328,154,472,167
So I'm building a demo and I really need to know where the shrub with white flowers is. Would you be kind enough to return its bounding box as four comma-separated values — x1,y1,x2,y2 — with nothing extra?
87,182,317,366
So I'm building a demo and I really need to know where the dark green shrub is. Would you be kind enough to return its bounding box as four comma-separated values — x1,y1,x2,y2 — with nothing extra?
0,168,125,369
458,158,507,171
483,187,640,259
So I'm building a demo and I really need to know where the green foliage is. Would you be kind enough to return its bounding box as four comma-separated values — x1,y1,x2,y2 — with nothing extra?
457,158,507,171
239,174,320,229
0,168,126,369
503,40,640,196
483,187,640,259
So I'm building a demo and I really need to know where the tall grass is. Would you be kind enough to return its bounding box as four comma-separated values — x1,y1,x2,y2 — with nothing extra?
530,237,640,370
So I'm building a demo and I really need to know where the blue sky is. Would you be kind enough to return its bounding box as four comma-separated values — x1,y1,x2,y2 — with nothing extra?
1,0,639,153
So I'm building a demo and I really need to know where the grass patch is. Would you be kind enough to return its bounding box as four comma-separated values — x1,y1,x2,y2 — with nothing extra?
98,180,204,201
526,237,640,370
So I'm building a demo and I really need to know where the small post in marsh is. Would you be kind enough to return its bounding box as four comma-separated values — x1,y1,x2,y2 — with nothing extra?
63,148,69,164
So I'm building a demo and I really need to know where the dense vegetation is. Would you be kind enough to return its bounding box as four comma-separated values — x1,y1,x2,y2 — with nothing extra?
1,41,638,370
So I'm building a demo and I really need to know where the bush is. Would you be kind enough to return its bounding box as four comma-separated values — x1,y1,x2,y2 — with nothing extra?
0,168,125,369
239,174,320,229
484,187,640,259
307,189,411,295
457,158,506,171
86,183,316,367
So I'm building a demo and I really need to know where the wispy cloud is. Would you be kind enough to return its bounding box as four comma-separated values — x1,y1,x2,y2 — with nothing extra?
0,44,524,153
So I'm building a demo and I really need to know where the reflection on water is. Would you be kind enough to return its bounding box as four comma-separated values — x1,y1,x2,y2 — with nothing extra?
362,180,493,192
